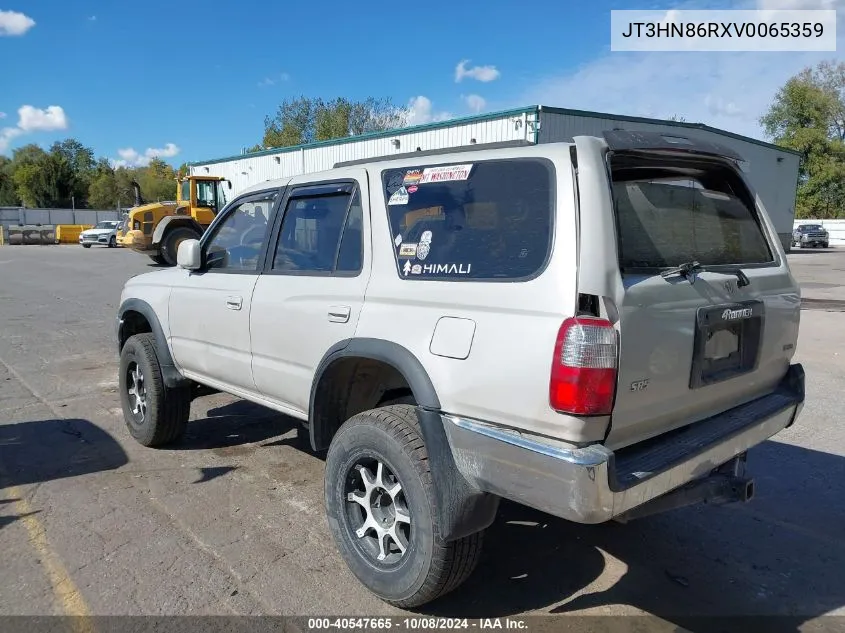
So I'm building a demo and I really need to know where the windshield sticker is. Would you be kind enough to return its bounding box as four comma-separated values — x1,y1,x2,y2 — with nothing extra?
419,164,473,184
417,230,433,260
411,264,422,274
399,243,417,258
407,185,418,194
403,170,423,186
388,186,409,206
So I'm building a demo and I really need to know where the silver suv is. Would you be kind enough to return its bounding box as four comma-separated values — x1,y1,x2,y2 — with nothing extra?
115,132,805,608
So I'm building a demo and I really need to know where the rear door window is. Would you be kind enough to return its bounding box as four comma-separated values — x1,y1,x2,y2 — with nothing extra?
609,155,774,272
381,158,554,280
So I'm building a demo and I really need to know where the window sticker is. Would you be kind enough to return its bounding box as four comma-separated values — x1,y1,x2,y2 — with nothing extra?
407,185,418,194
388,186,409,206
417,230,433,261
419,164,473,184
411,264,422,274
399,243,417,258
419,263,472,275
403,169,423,186
394,233,403,247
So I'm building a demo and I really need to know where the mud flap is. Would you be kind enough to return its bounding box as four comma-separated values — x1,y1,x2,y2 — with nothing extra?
414,407,500,541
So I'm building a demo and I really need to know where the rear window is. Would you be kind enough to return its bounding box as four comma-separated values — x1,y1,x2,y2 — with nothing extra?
609,156,774,271
381,158,553,280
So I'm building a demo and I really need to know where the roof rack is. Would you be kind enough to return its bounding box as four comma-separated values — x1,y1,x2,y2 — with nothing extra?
333,139,535,168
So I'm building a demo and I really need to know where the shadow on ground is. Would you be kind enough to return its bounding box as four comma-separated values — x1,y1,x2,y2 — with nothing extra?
0,418,128,529
167,400,309,452
423,439,845,633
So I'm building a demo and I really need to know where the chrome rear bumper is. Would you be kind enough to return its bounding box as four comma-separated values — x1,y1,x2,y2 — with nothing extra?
442,364,804,524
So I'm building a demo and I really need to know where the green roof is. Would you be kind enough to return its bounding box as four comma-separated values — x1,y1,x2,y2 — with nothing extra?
187,104,800,167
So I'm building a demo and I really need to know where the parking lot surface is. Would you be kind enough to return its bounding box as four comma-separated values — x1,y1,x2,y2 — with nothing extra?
1,245,844,630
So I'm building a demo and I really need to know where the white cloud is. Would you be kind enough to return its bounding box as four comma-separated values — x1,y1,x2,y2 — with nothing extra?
0,9,35,36
463,94,487,114
405,96,453,125
112,143,181,168
0,105,69,154
0,127,23,153
523,0,845,140
258,72,290,87
88,15,96,21
455,59,501,83
0,112,6,119
17,105,68,132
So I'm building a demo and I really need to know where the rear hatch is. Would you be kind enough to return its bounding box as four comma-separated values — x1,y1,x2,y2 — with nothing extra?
574,132,801,450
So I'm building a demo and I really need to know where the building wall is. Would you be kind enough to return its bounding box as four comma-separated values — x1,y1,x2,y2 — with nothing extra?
538,111,800,250
190,111,536,195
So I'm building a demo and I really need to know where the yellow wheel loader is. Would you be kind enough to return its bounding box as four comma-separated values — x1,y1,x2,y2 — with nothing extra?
121,175,232,265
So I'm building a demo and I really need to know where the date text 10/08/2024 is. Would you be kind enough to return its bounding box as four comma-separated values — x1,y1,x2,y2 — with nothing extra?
306,618,529,630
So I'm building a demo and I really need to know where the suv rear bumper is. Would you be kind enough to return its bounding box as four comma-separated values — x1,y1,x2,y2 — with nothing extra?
441,364,804,524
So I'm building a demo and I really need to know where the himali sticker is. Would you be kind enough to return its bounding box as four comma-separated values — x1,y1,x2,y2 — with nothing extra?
388,186,409,206
417,230,433,261
419,164,473,184
399,243,417,258
419,263,472,275
403,169,423,186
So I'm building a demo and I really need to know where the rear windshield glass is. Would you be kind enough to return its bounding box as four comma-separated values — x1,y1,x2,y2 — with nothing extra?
381,158,553,280
609,156,774,271
799,224,822,230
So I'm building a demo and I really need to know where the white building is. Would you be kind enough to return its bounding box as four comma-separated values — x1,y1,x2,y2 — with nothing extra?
188,105,801,250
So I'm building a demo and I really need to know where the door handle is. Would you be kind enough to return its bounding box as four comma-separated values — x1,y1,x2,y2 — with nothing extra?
328,305,351,323
226,296,243,310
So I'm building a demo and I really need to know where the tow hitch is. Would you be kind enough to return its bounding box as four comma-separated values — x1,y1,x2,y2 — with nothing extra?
614,453,753,523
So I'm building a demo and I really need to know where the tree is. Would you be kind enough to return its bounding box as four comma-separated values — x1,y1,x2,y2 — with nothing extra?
0,156,20,206
261,96,407,149
761,60,845,218
87,170,118,209
667,114,687,122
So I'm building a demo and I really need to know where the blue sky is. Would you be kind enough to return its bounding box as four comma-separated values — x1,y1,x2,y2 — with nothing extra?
1,0,842,166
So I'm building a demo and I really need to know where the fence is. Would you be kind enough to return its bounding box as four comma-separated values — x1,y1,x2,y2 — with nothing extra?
0,207,122,245
792,219,845,246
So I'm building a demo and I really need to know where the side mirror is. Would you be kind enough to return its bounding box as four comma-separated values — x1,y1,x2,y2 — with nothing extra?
177,239,202,270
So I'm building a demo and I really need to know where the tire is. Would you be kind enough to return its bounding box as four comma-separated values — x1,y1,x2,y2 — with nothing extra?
148,253,167,265
82,244,91,248
325,405,484,608
108,236,117,248
119,333,191,447
161,226,201,266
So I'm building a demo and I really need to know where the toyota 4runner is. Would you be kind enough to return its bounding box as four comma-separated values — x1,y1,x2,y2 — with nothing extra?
116,132,805,608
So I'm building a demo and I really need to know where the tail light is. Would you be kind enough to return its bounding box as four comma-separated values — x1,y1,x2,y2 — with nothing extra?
549,317,618,415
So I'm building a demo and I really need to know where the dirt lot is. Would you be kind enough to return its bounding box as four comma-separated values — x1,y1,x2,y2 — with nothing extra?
1,245,844,631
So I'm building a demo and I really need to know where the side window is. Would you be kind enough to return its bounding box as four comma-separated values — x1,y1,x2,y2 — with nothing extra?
204,193,276,272
273,187,363,274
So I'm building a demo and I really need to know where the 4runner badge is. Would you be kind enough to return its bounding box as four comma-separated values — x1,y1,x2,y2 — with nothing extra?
722,308,753,320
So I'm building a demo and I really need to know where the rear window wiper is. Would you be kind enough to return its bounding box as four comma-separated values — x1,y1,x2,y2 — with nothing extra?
661,261,750,287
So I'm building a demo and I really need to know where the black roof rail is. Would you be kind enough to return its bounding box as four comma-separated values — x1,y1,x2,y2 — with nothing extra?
333,139,535,168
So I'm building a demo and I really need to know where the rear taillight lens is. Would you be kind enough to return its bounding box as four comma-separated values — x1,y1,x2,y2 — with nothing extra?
549,317,618,416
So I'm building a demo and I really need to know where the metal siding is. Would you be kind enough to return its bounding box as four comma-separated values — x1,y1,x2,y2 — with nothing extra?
539,112,799,237
191,114,529,195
